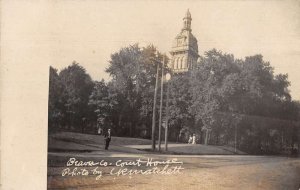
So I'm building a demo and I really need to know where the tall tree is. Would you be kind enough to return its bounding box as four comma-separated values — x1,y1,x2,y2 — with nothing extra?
168,73,194,142
48,66,64,132
59,62,94,131
88,80,119,133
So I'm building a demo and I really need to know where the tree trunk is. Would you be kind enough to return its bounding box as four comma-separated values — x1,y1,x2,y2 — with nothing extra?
205,129,209,145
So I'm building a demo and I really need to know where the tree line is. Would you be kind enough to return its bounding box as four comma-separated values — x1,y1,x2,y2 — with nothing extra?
49,44,300,154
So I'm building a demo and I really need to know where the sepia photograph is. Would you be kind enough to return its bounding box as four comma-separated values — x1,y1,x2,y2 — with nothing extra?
46,1,300,190
3,1,299,189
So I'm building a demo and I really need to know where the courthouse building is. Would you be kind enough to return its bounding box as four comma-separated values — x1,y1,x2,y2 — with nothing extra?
170,9,200,74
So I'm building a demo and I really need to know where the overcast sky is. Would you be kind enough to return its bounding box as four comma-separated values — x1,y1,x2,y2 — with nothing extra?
4,0,300,100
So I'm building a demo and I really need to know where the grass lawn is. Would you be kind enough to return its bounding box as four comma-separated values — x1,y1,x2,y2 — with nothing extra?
48,132,245,155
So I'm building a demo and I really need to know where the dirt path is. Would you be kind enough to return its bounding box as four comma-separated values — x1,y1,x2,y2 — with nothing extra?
48,155,300,190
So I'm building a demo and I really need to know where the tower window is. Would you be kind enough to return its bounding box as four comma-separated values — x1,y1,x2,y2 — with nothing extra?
176,57,180,69
180,57,184,69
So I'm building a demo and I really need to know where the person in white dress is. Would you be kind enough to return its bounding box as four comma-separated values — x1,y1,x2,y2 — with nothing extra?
192,134,196,144
188,135,193,144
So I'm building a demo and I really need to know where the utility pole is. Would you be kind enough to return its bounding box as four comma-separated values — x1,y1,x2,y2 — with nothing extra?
151,60,160,151
158,55,165,151
164,73,171,151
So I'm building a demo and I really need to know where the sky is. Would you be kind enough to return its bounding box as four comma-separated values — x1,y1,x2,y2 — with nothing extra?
6,0,300,100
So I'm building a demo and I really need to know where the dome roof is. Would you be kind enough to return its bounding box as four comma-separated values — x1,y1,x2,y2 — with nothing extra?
170,9,198,55
175,30,197,42
172,30,198,53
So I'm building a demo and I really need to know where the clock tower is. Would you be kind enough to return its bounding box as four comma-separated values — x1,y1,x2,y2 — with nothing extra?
170,9,199,73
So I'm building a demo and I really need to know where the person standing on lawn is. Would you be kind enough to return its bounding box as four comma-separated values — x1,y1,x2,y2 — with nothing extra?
192,134,196,144
188,135,193,144
104,129,111,150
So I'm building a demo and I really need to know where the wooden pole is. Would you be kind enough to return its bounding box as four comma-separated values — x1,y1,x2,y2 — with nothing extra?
158,56,165,151
152,62,160,151
165,77,170,151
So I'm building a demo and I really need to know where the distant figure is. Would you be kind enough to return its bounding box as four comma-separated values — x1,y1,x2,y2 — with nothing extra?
188,135,193,144
192,134,196,144
104,129,111,150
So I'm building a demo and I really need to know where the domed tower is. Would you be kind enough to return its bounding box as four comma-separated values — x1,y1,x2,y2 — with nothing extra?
170,9,199,73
